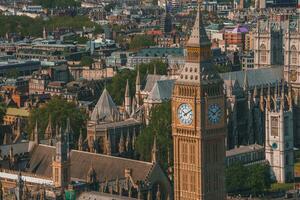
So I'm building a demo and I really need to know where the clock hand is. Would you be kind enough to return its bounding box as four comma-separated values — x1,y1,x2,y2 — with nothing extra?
184,110,192,116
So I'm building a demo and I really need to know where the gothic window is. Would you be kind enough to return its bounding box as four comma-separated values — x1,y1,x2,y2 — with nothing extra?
181,142,188,163
55,168,59,182
189,144,196,164
271,116,279,136
190,173,196,192
182,172,188,191
291,45,297,65
260,44,267,63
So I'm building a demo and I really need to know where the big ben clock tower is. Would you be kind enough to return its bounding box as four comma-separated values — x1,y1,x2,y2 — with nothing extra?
171,2,226,200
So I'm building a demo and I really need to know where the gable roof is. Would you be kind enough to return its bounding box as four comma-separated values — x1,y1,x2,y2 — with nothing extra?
147,79,175,102
26,145,155,183
220,67,283,89
91,88,119,122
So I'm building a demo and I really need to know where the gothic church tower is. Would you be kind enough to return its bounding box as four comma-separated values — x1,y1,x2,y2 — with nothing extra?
171,1,226,199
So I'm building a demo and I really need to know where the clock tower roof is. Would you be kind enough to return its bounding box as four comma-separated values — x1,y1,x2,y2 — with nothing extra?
176,1,221,86
186,3,211,47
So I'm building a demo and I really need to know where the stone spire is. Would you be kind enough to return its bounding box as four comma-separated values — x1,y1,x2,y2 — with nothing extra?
119,131,125,154
64,118,73,151
281,81,285,110
156,184,161,200
260,85,264,111
135,66,141,106
125,79,131,115
45,115,53,140
78,130,83,151
186,2,210,47
267,84,271,111
125,129,131,152
151,136,158,163
106,132,111,155
33,120,39,145
15,171,24,200
43,26,47,39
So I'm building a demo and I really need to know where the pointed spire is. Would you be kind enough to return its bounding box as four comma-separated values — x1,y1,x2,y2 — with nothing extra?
156,184,161,200
45,115,53,140
106,132,111,155
267,84,271,111
151,136,158,163
260,85,264,111
125,79,131,116
186,1,210,47
147,190,151,200
119,131,125,154
126,129,131,152
78,130,83,151
3,133,8,145
281,81,285,110
136,66,141,88
125,79,130,97
33,120,39,145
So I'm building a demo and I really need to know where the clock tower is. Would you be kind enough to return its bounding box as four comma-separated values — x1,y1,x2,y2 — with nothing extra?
171,2,226,200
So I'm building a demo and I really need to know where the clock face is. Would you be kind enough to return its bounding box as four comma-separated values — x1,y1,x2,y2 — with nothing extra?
208,104,222,124
177,103,193,125
272,143,278,150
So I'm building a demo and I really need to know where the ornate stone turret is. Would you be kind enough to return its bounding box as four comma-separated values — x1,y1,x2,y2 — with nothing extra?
15,171,24,200
52,126,70,188
64,118,73,151
151,136,158,163
78,130,83,151
43,27,47,39
125,79,131,116
119,131,125,154
156,184,161,200
106,132,111,155
33,121,39,146
135,67,141,106
45,116,54,140
125,130,131,152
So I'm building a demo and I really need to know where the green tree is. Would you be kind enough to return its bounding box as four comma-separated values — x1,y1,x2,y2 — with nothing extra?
32,0,80,8
27,96,87,141
129,34,156,51
80,56,94,66
226,162,248,193
107,60,167,105
136,101,172,170
247,164,272,195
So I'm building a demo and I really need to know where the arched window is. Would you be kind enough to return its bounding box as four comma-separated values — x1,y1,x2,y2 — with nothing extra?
260,44,266,63
291,45,297,65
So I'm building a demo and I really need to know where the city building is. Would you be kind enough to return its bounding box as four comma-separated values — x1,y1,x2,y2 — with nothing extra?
265,84,294,183
171,3,226,199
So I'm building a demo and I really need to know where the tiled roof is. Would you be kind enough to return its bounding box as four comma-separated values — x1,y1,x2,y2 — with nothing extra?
137,47,183,57
27,145,155,183
220,67,283,89
147,79,175,102
90,88,119,122
143,74,168,93
226,144,264,157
